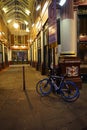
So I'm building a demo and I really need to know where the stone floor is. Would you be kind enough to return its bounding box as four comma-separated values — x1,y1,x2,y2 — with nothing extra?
0,65,87,130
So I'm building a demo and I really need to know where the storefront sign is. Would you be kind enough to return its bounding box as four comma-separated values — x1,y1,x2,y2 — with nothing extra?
48,0,57,45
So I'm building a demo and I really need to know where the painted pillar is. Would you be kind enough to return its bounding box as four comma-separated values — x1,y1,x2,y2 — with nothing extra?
27,39,30,62
35,38,38,70
41,29,45,74
33,40,37,67
2,44,5,62
73,8,78,56
41,29,44,63
8,48,12,63
28,49,30,62
33,41,35,63
31,44,34,66
2,44,5,68
60,0,77,55
36,38,38,62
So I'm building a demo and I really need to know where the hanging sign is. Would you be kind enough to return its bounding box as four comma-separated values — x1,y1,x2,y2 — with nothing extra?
48,0,57,45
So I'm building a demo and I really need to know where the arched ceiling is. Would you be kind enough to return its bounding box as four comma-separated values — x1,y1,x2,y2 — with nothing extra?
0,0,36,35
0,0,87,35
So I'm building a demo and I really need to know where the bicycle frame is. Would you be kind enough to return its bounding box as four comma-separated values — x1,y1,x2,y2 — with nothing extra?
49,75,65,92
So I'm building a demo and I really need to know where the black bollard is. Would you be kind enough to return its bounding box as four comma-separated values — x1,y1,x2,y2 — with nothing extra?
23,66,25,90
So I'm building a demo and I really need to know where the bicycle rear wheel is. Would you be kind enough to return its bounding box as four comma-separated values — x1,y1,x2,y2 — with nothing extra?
36,78,52,96
61,81,80,102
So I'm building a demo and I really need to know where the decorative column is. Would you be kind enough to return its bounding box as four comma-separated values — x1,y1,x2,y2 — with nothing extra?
2,44,5,68
35,38,38,70
60,0,77,56
41,29,44,63
41,29,45,75
8,48,12,65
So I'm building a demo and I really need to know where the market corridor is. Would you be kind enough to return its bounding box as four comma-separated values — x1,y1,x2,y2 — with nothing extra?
0,65,87,130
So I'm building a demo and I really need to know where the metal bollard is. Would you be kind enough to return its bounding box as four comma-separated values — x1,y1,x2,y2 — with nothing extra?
23,66,25,90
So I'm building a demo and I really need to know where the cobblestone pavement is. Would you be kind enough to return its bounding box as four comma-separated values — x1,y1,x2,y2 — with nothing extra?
0,65,87,130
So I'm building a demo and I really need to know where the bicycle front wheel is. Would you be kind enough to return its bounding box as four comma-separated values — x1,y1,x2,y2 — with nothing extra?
36,78,52,96
61,81,80,102
36,79,44,96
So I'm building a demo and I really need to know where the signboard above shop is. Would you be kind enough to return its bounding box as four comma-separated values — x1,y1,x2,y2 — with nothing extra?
48,0,57,45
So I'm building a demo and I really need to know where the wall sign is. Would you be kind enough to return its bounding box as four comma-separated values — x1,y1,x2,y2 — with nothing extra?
66,66,79,77
48,0,57,45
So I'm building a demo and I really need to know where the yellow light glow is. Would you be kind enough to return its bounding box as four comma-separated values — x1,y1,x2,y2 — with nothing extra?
30,39,33,43
36,21,40,28
26,28,30,32
13,45,18,48
21,45,26,48
32,23,34,27
42,1,48,15
36,20,41,30
25,9,30,15
0,32,2,35
36,5,41,11
13,22,19,29
2,7,8,13
24,20,28,25
7,19,12,23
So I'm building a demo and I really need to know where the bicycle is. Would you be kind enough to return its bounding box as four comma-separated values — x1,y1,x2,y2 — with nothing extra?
36,69,80,102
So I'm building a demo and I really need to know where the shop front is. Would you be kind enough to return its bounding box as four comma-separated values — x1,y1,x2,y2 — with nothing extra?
77,5,87,81
12,50,28,64
78,6,87,64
